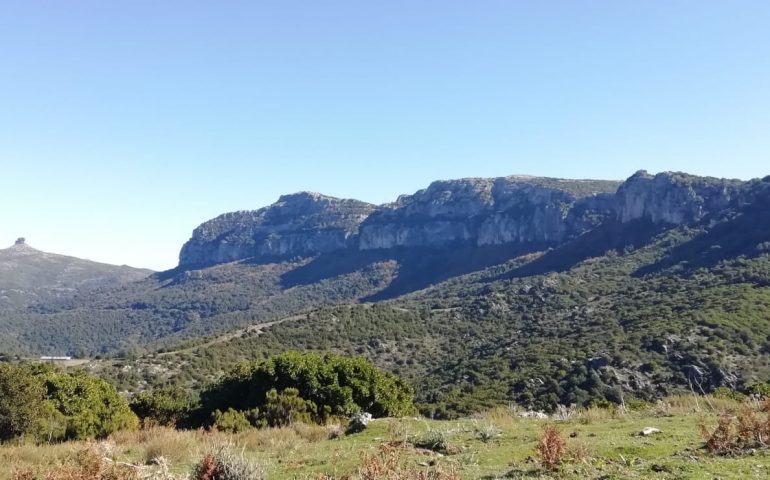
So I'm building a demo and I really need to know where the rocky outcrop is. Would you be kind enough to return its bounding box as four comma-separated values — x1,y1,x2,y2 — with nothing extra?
617,170,745,224
178,192,377,266
178,171,757,268
358,176,621,250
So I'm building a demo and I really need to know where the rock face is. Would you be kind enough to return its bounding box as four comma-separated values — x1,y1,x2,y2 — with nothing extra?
358,176,621,250
178,192,378,266
617,170,745,224
177,171,757,268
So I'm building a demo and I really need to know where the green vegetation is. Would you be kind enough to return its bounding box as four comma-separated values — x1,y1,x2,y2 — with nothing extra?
197,352,415,427
0,364,45,441
0,364,137,443
5,396,770,479
89,228,770,418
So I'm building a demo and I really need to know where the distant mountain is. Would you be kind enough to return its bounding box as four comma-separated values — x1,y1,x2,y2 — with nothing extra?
87,170,770,415
176,171,755,270
0,238,152,309
3,169,770,415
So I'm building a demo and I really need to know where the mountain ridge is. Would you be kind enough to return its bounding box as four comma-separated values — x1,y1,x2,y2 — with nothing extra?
177,171,758,268
0,238,153,309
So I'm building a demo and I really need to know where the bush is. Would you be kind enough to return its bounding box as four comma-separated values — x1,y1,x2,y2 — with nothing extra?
748,383,770,398
473,423,501,443
192,443,265,480
262,388,316,428
41,445,139,480
712,387,746,402
42,370,139,440
130,388,191,428
410,428,455,454
0,364,45,441
1,364,138,442
198,352,415,426
701,414,735,455
536,425,566,470
212,409,251,433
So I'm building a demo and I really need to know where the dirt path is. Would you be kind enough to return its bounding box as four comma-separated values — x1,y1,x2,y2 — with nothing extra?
156,313,306,357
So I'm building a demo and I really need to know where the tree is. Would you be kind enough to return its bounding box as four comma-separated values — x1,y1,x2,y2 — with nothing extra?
0,364,44,442
262,388,316,427
42,370,138,440
130,387,191,427
198,352,415,426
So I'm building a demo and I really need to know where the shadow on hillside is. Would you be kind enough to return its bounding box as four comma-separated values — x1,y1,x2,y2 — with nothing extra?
633,201,770,277
279,244,545,302
497,219,665,280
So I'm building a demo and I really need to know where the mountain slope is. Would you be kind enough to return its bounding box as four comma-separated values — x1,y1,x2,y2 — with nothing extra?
0,238,152,309
93,217,770,416
1,170,768,366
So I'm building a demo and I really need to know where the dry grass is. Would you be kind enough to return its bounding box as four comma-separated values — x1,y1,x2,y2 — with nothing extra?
36,445,139,480
699,402,770,455
535,425,566,470
191,442,266,480
353,444,460,480
111,427,200,466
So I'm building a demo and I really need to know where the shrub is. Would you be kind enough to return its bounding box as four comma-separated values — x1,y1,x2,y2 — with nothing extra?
212,409,252,433
712,387,746,402
198,352,415,426
356,444,460,480
701,414,735,455
130,388,191,428
410,428,455,455
42,370,139,440
748,383,770,398
192,443,265,480
43,445,140,480
0,364,45,441
536,425,566,470
1,364,138,442
262,388,317,427
473,423,501,443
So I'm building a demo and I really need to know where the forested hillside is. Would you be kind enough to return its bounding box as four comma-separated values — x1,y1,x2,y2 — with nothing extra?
3,170,770,417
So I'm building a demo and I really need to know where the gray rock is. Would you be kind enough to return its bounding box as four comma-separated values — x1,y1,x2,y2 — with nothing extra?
347,412,373,433
177,171,756,268
179,192,377,266
518,411,549,419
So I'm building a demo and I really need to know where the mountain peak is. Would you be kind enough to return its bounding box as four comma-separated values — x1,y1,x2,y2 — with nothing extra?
15,237,26,245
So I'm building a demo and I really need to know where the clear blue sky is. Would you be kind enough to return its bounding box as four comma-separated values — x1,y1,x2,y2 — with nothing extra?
1,1,768,270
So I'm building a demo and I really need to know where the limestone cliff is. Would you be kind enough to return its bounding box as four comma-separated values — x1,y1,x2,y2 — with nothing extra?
177,171,757,268
178,192,377,266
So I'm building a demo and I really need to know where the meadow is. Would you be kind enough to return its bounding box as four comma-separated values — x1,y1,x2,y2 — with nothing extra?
4,395,768,480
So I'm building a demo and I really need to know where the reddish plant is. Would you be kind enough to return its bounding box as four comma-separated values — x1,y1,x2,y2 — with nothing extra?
536,425,566,470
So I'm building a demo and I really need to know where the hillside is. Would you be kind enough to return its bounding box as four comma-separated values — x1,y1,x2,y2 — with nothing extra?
3,171,770,415
0,238,152,309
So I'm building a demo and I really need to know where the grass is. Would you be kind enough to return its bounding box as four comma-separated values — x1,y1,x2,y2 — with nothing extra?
4,397,770,479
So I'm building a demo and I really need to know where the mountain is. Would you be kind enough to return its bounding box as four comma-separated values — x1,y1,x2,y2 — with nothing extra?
0,238,152,309
176,171,753,269
3,170,770,416
178,176,623,267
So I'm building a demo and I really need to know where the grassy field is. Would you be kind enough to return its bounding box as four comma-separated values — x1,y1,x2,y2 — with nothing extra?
3,397,770,479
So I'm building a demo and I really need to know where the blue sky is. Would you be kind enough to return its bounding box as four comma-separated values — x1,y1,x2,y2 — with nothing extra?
1,1,769,270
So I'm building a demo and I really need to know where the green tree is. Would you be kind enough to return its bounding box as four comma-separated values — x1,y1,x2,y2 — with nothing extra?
211,408,251,433
0,364,45,442
199,352,415,426
262,388,316,427
130,387,191,427
42,370,138,440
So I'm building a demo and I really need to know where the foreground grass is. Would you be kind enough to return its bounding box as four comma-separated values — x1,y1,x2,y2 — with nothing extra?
4,397,770,479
